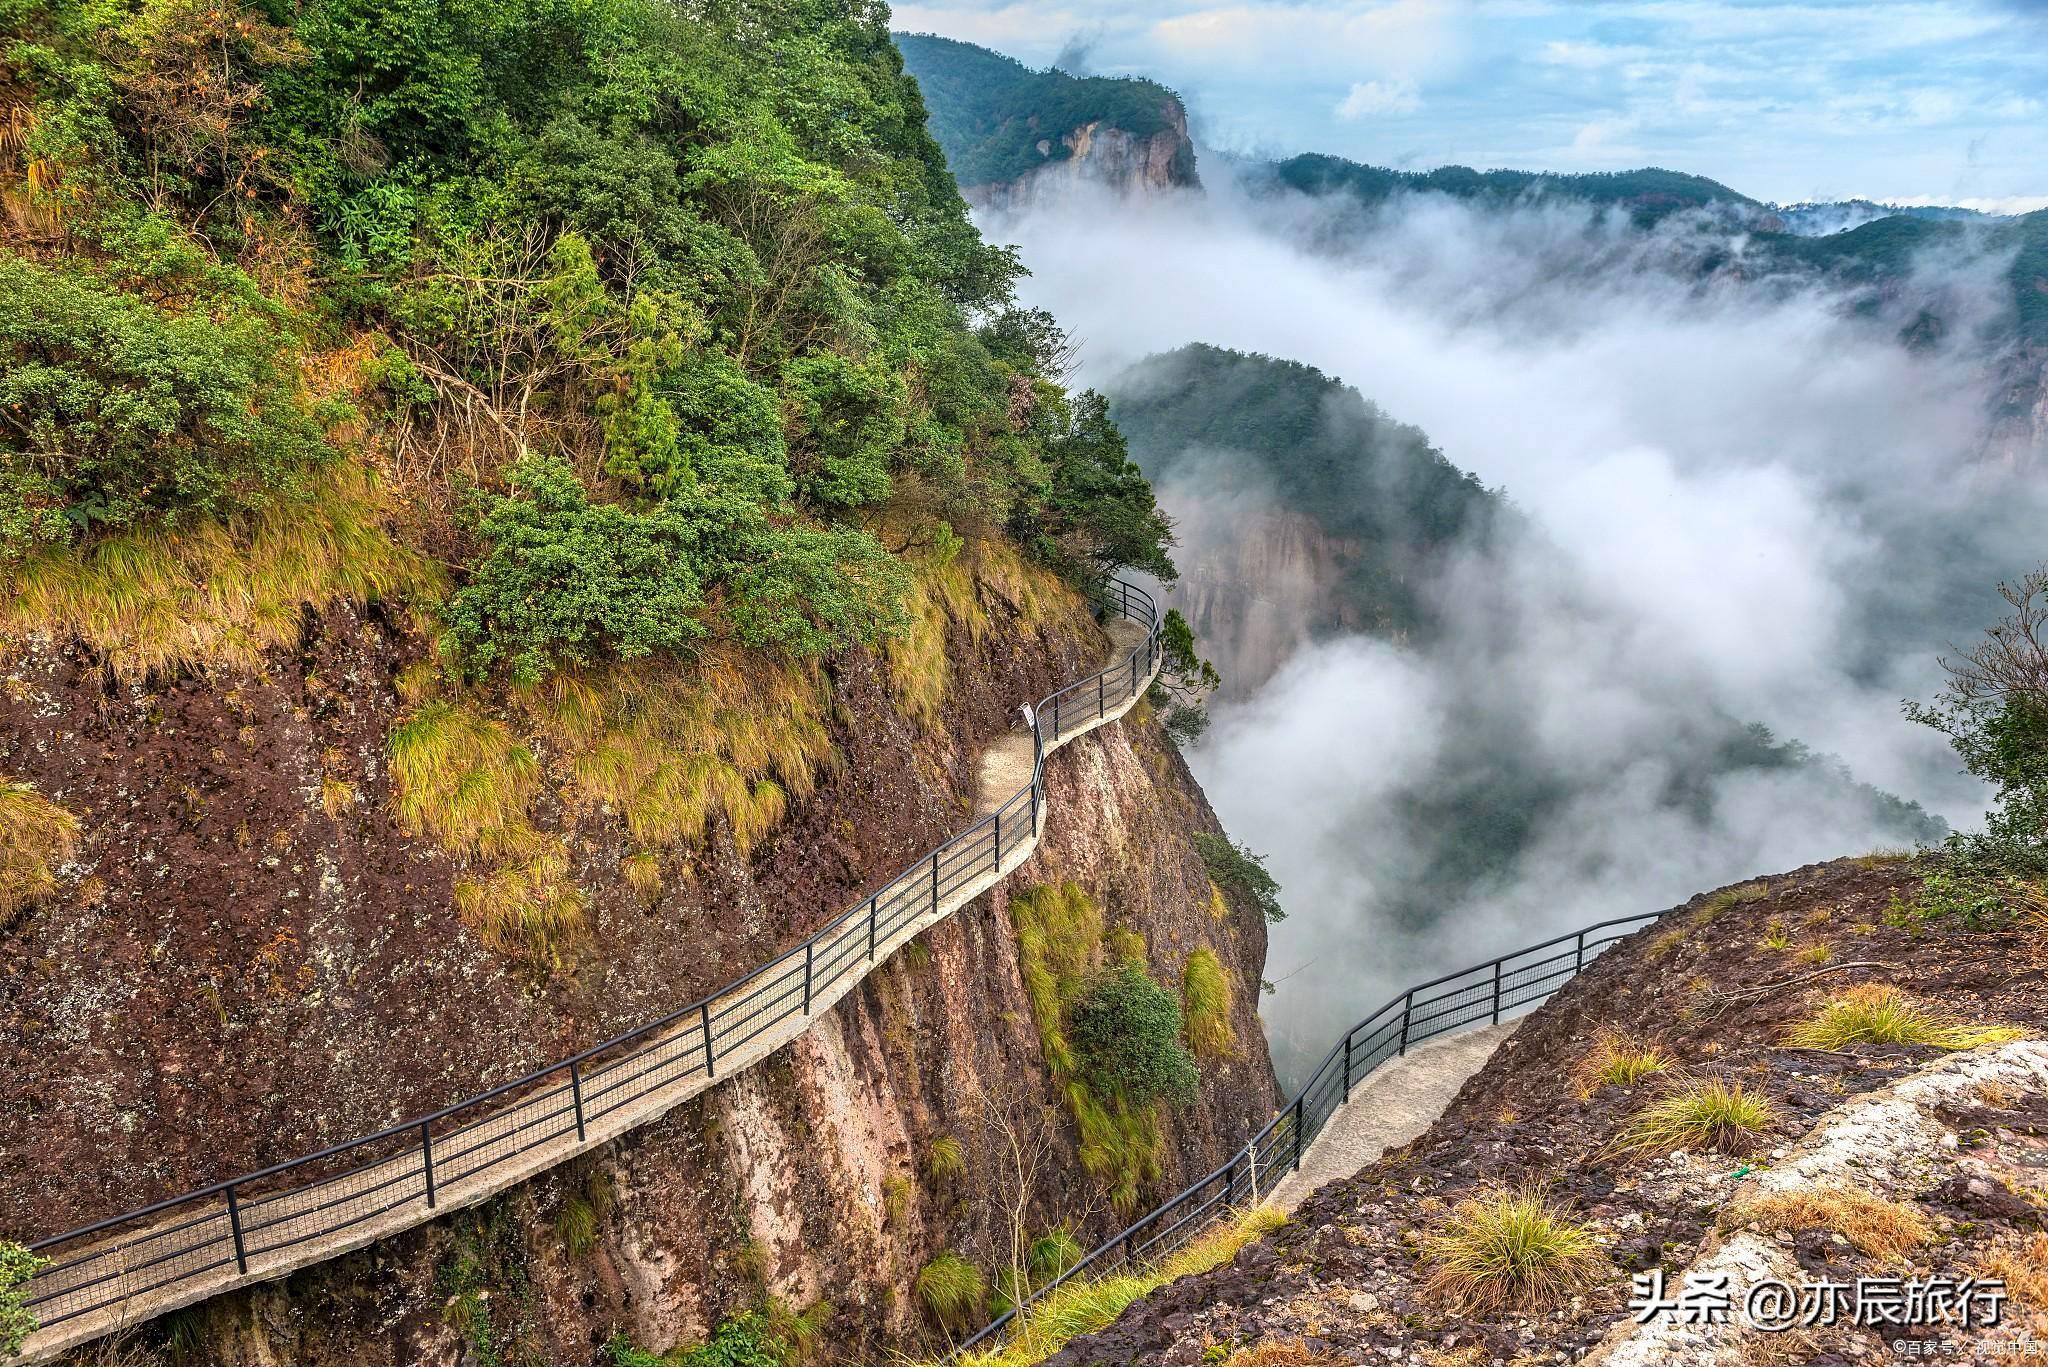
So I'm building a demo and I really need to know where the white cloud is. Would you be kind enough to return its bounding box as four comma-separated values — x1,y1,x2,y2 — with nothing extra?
973,173,2038,1076
1335,78,1422,118
1150,0,1468,82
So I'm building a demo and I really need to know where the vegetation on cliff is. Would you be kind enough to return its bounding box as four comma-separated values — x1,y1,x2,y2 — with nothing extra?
0,0,1183,961
1,0,1174,683
893,33,1191,190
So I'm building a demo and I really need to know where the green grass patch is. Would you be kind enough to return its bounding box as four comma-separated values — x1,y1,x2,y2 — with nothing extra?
941,1206,1286,1367
1181,948,1235,1057
1618,1079,1777,1156
924,1135,966,1184
1782,984,2023,1051
916,1251,987,1328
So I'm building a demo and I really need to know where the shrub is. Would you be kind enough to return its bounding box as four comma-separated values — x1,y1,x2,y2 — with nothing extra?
1759,920,1792,951
923,1136,966,1184
1570,1029,1670,1098
1726,1186,1931,1263
1068,962,1200,1108
0,1240,46,1357
1618,1079,1777,1155
0,254,330,565
446,456,712,684
1905,566,2048,880
1782,984,2023,1051
1195,833,1284,923
915,1251,986,1327
0,779,81,921
606,1310,794,1367
1180,948,1235,1057
1417,1188,1602,1315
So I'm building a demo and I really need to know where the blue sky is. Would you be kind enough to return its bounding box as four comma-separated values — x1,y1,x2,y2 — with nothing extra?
890,0,2048,208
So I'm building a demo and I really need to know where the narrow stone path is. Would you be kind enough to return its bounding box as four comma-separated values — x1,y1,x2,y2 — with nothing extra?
1268,1022,1519,1213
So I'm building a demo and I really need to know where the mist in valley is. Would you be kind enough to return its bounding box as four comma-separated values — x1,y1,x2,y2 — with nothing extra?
977,171,2048,1082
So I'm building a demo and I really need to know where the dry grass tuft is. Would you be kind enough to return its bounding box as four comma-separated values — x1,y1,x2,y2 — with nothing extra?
526,650,830,854
1981,1232,2048,1307
1181,948,1235,1058
1698,881,1770,921
1782,983,2023,1052
1417,1188,1603,1315
1,463,437,678
1728,1186,1932,1262
0,777,80,918
620,850,663,902
1572,1028,1672,1098
453,842,586,967
1796,941,1833,965
390,700,540,858
1618,1078,1777,1155
1853,847,1917,869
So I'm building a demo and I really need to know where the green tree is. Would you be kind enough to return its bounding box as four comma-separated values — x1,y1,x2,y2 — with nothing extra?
1196,833,1285,924
1908,565,2048,878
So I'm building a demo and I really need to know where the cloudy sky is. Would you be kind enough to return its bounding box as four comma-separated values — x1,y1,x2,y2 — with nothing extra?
892,0,2048,208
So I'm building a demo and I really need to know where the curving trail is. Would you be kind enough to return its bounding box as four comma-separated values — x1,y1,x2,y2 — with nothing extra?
15,591,1162,1364
1267,1022,1517,1212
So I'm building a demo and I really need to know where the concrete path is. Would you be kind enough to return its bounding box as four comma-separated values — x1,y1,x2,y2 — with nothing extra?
1269,1021,1519,1213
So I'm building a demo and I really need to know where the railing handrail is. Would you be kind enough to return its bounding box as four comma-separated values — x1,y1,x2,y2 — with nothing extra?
955,905,1665,1352
17,578,1162,1349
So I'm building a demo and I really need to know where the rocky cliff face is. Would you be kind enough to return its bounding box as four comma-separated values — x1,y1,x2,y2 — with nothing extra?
1,557,1276,1363
968,104,1198,211
1155,495,1383,700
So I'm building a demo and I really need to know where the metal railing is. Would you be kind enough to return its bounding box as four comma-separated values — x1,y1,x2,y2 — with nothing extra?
956,908,1666,1353
14,580,1163,1357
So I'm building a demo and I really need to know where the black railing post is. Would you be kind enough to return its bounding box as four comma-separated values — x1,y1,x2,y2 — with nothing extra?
701,1003,716,1077
1097,673,1105,719
226,1183,249,1274
420,1121,437,1207
1052,696,1060,739
930,852,939,909
872,892,881,961
1130,651,1138,697
1031,773,1039,837
803,939,814,1015
1342,1033,1354,1102
1120,580,1129,618
1291,1094,1305,1170
1398,990,1413,1055
994,812,1002,874
1491,959,1503,1024
569,1061,587,1143
1575,929,1586,974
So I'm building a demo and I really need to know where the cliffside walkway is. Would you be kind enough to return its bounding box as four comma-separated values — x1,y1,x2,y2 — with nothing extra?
14,584,1164,1364
1266,1022,1517,1213
959,911,1668,1354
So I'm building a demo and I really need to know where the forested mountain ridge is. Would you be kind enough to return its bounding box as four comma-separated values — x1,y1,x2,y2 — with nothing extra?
1107,343,1501,669
894,33,1197,204
0,1,1280,1362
